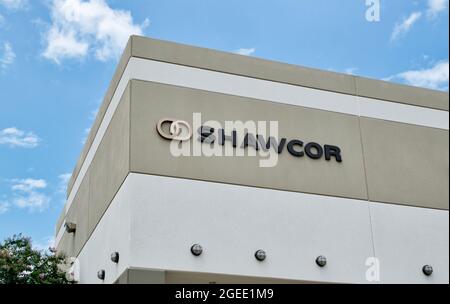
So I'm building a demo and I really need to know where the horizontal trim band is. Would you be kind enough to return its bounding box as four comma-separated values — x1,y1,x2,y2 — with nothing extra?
128,57,449,130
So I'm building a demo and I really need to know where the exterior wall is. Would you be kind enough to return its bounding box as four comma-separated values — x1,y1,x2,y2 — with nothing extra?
130,80,368,200
360,118,449,209
74,173,449,284
129,79,448,209
129,35,448,110
128,174,374,284
56,84,130,258
55,35,449,284
66,39,132,197
126,57,447,128
65,35,449,201
369,203,449,284
75,173,132,284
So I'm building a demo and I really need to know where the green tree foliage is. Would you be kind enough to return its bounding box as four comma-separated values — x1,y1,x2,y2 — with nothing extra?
0,234,71,284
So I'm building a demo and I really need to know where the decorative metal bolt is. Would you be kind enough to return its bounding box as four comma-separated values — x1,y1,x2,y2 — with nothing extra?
97,269,105,280
191,244,203,256
255,250,267,262
111,252,120,263
64,222,77,234
316,256,327,267
422,265,433,276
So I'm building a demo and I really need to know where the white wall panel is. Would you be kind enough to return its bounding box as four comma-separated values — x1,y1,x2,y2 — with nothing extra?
370,203,449,284
75,173,449,284
128,173,375,284
76,179,131,284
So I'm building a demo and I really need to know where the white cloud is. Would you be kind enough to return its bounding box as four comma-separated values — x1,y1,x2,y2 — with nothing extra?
43,27,89,63
58,173,71,193
233,48,256,56
0,201,10,215
1,42,16,70
0,0,28,10
0,127,40,148
43,0,147,63
2,178,51,213
11,178,47,192
13,192,50,212
10,178,50,212
391,12,422,41
0,14,5,26
386,60,449,91
427,0,449,17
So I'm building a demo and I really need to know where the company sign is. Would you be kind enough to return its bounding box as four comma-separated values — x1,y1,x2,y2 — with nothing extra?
156,117,342,163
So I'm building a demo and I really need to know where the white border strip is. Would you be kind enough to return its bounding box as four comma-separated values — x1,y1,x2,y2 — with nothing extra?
129,57,448,129
131,58,360,116
56,57,448,247
359,96,449,128
129,58,449,130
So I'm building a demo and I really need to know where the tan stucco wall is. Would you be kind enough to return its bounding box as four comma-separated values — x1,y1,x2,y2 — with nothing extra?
130,80,368,200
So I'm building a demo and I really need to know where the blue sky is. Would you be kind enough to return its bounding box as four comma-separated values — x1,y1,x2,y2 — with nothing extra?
0,0,448,250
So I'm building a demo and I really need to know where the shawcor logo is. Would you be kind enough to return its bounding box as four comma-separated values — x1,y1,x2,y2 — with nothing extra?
156,113,343,168
156,118,192,141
